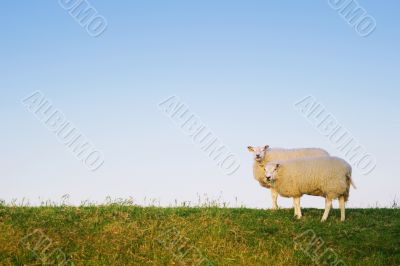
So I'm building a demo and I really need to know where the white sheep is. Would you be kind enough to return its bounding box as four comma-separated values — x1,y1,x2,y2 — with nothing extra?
247,145,329,211
264,156,356,222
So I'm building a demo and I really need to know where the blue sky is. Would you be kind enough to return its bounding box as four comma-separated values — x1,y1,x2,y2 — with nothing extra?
1,1,399,208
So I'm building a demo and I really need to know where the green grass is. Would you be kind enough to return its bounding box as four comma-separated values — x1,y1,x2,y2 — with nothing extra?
0,204,399,265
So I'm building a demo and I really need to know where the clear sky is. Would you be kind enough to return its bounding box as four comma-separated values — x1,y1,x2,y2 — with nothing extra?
1,1,399,208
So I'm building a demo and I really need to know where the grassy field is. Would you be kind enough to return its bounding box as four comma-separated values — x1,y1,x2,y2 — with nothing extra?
0,204,399,266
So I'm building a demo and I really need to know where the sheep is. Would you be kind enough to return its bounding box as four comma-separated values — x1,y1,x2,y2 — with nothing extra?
247,145,329,211
264,156,356,222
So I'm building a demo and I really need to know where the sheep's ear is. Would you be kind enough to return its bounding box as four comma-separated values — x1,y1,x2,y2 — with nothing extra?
247,146,254,152
264,145,270,150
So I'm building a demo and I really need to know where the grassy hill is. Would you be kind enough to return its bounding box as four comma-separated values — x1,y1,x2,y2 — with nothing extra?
0,204,399,265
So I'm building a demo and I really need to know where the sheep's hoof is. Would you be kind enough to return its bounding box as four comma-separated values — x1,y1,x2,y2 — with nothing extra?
320,219,327,223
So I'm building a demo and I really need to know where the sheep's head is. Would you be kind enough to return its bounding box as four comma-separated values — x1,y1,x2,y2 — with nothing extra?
247,145,269,162
264,163,280,182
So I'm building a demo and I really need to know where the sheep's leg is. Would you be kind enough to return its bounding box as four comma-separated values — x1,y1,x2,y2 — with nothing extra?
321,198,332,222
292,198,300,218
271,188,278,210
294,197,302,219
339,196,345,222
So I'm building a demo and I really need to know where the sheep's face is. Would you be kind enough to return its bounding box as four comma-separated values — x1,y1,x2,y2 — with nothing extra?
264,163,280,182
247,145,269,162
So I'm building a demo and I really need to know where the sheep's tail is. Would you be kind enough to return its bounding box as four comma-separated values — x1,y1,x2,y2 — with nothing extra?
344,171,355,202
346,170,356,189
349,176,357,189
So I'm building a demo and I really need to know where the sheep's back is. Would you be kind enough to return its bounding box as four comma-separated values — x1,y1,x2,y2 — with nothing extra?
265,148,329,163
